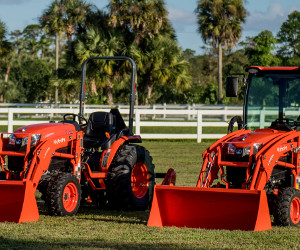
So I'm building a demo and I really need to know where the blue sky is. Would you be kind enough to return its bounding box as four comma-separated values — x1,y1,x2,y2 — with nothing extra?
0,0,299,55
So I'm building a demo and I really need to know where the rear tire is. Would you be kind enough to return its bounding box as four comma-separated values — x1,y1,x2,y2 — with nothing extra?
107,144,155,210
45,173,82,216
273,187,300,226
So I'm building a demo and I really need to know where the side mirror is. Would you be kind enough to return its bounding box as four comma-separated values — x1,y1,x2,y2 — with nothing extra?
226,77,239,97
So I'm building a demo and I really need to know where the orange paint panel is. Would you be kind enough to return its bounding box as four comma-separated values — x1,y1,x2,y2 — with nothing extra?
148,185,272,231
0,181,39,223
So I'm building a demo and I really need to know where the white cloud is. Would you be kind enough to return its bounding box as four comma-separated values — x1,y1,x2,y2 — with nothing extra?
288,6,300,14
244,2,300,34
168,8,197,31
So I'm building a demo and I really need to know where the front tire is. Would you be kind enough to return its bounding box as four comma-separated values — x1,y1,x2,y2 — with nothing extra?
46,173,82,216
273,187,300,226
107,144,155,210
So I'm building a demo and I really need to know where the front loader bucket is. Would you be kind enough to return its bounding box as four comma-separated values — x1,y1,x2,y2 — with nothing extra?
0,181,39,223
147,185,271,231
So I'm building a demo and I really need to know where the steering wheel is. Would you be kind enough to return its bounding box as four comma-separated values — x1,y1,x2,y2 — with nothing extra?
227,116,243,134
63,113,87,128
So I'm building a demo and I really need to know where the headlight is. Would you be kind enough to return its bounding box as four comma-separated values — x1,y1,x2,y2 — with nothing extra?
21,134,41,147
31,134,41,145
8,134,17,145
242,143,263,156
227,143,236,154
253,143,263,154
243,146,251,156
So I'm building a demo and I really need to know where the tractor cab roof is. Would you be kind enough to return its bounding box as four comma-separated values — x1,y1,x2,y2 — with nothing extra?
246,66,300,73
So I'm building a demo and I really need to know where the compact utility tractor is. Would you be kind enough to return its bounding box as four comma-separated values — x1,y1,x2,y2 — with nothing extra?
0,56,175,223
148,66,300,231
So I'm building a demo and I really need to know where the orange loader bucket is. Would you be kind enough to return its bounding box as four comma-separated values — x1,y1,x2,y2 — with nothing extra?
0,181,39,223
147,185,272,231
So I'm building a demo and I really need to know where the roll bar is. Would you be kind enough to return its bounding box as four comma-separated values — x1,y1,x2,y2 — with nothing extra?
79,56,137,134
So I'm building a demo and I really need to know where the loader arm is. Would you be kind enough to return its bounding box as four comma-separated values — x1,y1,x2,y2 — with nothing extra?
0,130,83,223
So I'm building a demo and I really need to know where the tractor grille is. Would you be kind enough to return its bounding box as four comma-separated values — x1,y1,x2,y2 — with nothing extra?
225,154,250,163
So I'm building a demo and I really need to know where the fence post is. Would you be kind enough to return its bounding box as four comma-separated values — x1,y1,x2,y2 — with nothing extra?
152,104,156,120
187,105,191,120
192,103,196,119
135,109,141,135
224,106,227,121
8,109,13,133
259,109,265,128
197,110,202,143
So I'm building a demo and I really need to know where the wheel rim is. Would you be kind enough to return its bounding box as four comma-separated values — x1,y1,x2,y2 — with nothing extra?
131,162,149,199
290,197,300,224
63,182,78,213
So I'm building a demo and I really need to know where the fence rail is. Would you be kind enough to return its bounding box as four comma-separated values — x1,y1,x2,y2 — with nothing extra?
0,106,244,142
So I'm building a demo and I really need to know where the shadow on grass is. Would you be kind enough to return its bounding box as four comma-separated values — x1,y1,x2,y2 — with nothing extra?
0,237,179,249
38,202,150,226
77,206,150,225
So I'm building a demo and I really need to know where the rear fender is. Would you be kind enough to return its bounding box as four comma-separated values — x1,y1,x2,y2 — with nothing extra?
100,135,141,170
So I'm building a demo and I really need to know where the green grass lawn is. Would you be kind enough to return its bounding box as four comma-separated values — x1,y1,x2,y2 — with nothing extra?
0,140,299,249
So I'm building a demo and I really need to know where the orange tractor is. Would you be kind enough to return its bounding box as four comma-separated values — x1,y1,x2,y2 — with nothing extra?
148,66,300,231
0,56,174,223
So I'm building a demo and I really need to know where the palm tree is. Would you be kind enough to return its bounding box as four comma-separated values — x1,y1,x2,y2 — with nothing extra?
0,19,13,102
108,0,188,104
75,26,123,105
195,0,247,103
130,35,191,104
40,0,91,103
0,19,11,61
22,24,43,57
62,0,92,50
40,0,65,103
10,30,24,57
109,0,174,45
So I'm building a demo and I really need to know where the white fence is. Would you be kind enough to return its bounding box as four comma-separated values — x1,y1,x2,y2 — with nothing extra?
0,106,243,143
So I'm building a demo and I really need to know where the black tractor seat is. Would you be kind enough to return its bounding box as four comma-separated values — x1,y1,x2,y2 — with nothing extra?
83,111,115,149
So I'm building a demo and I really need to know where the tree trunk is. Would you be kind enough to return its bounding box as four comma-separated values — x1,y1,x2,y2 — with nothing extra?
145,83,153,105
67,35,72,51
55,32,59,104
106,79,114,105
218,42,223,104
90,78,98,95
4,66,10,83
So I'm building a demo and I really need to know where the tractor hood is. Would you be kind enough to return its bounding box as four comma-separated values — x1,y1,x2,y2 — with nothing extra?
228,128,286,146
12,122,78,141
223,128,289,157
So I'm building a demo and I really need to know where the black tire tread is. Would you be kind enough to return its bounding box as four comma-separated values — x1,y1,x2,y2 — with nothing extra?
45,172,82,216
107,144,155,210
273,187,300,226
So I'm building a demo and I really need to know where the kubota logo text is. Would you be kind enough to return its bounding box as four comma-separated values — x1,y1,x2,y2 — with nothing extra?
277,145,287,152
54,138,65,144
